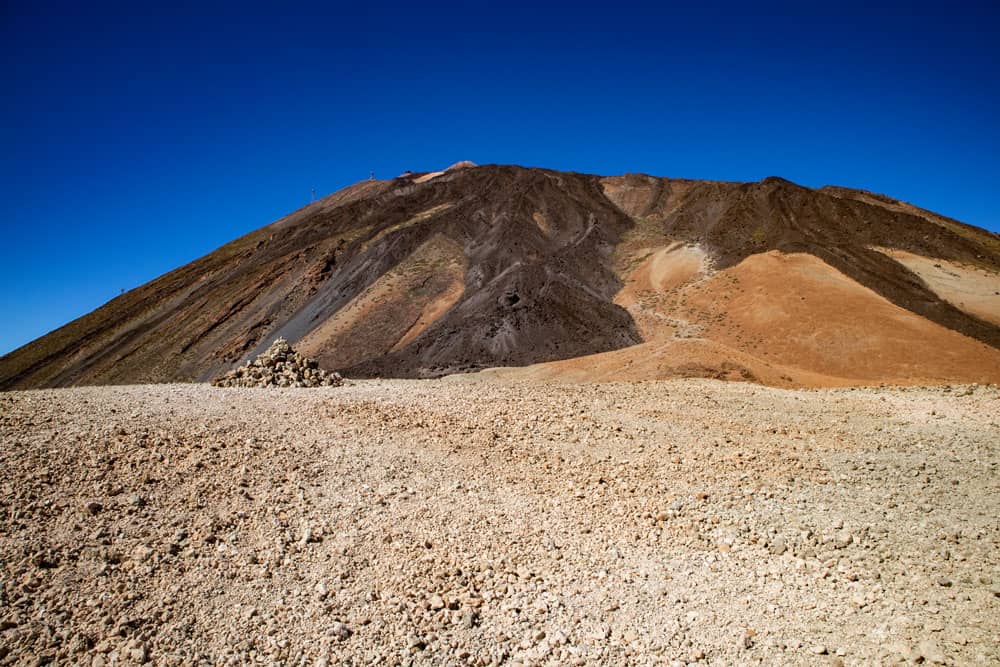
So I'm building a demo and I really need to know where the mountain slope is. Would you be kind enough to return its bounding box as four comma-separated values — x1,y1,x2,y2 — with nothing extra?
2,163,999,389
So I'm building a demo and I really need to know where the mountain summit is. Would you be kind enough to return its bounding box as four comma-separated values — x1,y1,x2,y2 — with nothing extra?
3,164,999,389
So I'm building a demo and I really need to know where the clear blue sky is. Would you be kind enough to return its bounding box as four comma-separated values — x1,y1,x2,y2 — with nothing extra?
2,1,999,355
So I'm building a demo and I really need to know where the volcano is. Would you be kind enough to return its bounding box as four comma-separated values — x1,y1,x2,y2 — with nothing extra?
3,162,999,389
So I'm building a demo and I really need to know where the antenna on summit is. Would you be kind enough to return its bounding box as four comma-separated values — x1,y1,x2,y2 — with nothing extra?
311,188,316,203
370,170,375,181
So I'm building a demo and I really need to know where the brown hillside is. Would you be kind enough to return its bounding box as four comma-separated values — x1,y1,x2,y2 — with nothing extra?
2,164,999,389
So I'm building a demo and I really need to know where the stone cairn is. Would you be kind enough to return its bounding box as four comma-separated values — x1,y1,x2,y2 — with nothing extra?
212,338,343,388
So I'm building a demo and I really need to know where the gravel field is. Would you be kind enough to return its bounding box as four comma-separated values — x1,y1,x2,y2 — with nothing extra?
1,378,998,666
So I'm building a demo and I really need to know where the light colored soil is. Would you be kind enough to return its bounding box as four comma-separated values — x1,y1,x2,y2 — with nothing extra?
684,252,1000,385
414,171,445,184
1,379,998,665
873,248,1000,326
532,212,554,237
391,277,465,352
408,161,475,184
540,249,1000,387
486,339,798,386
616,244,707,312
297,234,466,367
599,176,695,221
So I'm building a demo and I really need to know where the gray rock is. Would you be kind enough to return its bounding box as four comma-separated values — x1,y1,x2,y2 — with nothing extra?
330,622,351,640
768,537,787,556
132,545,154,563
833,532,853,549
128,645,149,663
212,338,343,389
918,639,947,664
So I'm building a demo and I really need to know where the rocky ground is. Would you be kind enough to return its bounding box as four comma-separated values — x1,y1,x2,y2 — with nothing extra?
211,339,343,389
1,377,998,666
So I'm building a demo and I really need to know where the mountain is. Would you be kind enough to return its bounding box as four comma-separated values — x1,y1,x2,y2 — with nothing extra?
3,162,999,389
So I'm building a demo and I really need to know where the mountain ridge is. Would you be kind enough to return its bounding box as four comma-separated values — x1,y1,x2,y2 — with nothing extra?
2,163,999,389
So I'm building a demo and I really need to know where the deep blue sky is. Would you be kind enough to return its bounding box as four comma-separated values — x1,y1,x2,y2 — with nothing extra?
2,2,999,355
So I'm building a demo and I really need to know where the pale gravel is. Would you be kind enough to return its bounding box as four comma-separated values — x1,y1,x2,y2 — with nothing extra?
1,377,998,666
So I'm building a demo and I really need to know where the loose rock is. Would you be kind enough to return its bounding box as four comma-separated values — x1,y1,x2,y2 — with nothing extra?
212,338,343,388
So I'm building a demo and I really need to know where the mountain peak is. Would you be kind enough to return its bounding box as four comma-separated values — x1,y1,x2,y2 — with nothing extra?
2,164,998,390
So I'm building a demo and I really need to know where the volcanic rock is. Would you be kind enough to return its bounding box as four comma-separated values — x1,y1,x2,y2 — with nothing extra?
211,338,342,388
2,163,998,390
4,379,999,663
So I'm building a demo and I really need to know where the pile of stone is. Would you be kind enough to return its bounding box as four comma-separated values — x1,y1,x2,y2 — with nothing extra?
212,338,343,388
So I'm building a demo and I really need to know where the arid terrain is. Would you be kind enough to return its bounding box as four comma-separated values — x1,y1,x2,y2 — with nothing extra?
2,163,999,665
2,377,998,665
2,163,998,390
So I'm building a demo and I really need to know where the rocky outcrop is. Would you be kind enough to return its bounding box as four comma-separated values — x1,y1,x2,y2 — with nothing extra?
212,338,342,388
